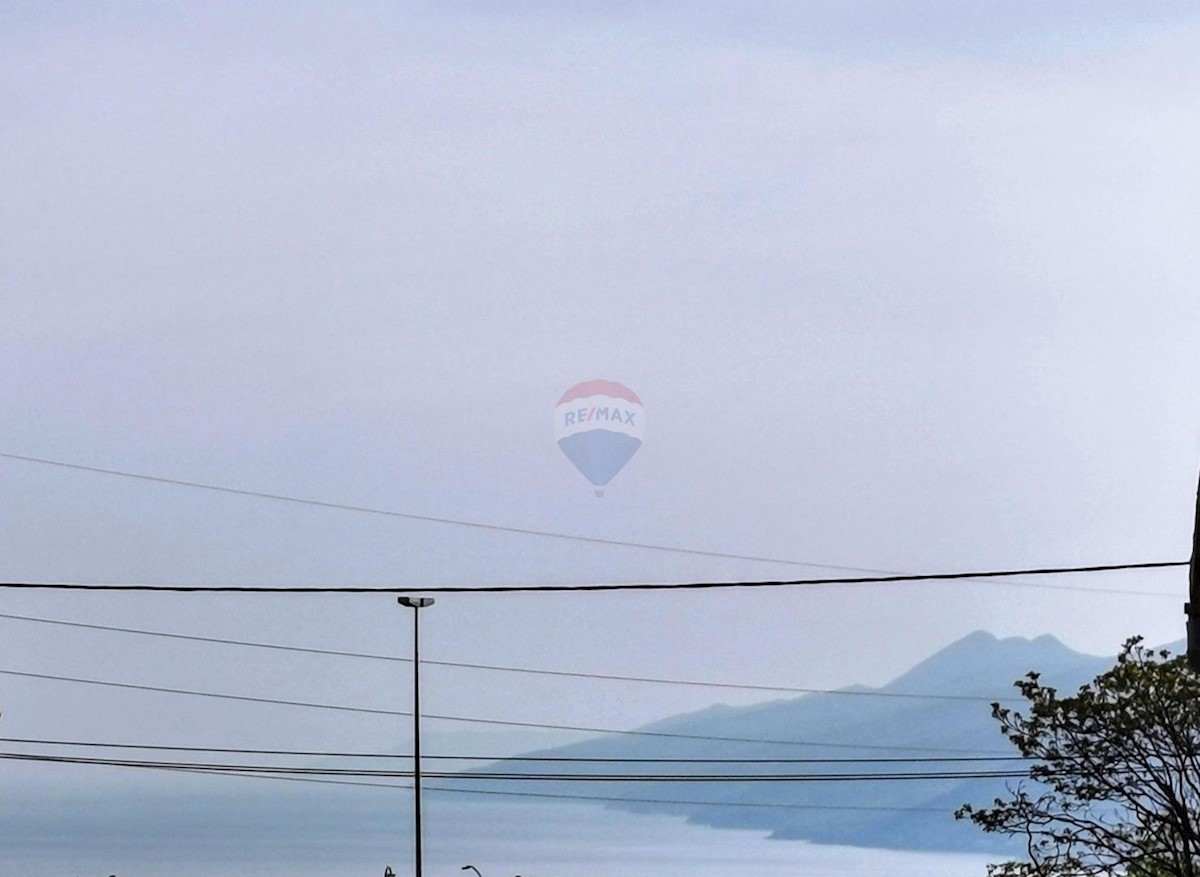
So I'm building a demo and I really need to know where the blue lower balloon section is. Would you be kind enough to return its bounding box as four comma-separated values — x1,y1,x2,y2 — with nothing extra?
558,430,642,487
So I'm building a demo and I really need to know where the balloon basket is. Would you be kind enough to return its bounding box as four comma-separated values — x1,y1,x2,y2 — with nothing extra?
594,488,605,498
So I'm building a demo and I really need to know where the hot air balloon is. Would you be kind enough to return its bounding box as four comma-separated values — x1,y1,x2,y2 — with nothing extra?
554,379,644,496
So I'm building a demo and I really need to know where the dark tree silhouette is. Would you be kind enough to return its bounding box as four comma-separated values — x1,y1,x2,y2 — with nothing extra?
958,638,1200,877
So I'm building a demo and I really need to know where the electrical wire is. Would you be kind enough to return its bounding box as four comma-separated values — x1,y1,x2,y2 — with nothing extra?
369,561,1188,594
0,668,406,716
422,782,956,813
0,736,1027,764
443,772,1030,783
0,611,1011,702
0,450,886,572
0,452,1183,596
191,769,966,813
0,611,398,659
1,751,961,813
0,669,1010,754
0,751,1029,782
0,559,1183,594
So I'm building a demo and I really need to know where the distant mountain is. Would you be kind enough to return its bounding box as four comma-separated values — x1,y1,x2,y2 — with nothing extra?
466,631,1144,853
4,630,1173,860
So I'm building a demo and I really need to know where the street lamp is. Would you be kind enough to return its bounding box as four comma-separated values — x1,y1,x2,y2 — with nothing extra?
399,596,435,877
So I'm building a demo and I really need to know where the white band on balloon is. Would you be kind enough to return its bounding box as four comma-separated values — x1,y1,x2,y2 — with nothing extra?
554,394,645,441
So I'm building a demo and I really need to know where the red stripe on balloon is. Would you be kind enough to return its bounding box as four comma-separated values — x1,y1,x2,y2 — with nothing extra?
557,380,642,406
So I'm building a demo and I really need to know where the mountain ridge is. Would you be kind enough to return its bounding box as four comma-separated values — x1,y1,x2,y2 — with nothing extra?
1,630,1171,858
475,630,1148,853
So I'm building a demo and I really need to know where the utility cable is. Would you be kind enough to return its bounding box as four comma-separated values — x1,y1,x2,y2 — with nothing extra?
0,737,1027,764
363,561,1187,594
0,669,1010,754
0,611,1010,702
0,751,1029,782
423,782,955,812
0,559,1183,594
0,450,883,572
0,668,407,717
2,751,960,813
203,769,968,813
0,452,1182,596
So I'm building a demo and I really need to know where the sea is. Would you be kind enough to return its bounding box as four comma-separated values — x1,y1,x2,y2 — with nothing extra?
0,795,999,877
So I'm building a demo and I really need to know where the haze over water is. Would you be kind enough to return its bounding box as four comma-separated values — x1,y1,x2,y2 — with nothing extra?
3,4,1197,876
2,798,995,877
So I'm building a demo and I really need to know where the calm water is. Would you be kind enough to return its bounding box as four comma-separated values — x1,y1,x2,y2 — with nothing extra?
2,795,998,877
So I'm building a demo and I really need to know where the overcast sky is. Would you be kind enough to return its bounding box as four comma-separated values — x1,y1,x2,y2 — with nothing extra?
1,1,1199,771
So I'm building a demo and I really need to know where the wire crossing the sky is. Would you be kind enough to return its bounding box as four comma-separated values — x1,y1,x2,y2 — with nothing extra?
0,737,1029,764
0,559,1184,594
0,749,963,813
0,611,1012,702
0,450,880,572
0,669,1011,754
0,450,1184,596
0,751,1030,783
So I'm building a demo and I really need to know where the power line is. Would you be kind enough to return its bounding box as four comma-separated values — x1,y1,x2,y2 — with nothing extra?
0,668,407,717
0,452,1185,596
362,561,1188,594
0,559,1183,595
2,750,960,813
212,769,970,813
422,782,956,812
0,450,879,572
0,751,1029,782
0,611,401,660
0,736,1027,764
419,657,1002,700
0,668,1009,754
447,771,1030,783
0,611,1010,702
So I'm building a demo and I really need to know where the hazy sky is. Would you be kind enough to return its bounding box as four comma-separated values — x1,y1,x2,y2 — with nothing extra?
1,1,1199,769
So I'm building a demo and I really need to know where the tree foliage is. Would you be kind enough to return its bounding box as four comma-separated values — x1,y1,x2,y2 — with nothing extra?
957,637,1200,877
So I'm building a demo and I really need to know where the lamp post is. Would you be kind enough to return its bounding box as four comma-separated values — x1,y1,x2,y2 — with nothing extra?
399,596,435,877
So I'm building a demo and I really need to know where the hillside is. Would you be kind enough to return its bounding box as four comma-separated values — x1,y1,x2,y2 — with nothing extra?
467,631,1136,853
0,631,1167,858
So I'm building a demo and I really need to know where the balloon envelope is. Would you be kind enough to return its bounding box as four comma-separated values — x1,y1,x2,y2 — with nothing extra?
554,380,644,494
